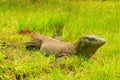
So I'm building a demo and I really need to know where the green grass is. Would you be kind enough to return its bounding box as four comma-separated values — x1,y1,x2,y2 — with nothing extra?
0,0,120,80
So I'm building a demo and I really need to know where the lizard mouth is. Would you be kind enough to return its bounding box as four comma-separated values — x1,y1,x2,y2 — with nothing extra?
98,38,106,45
89,38,105,45
82,35,106,46
75,35,106,58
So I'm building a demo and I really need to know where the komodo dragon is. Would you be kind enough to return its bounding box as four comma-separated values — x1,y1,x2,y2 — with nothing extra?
19,30,106,59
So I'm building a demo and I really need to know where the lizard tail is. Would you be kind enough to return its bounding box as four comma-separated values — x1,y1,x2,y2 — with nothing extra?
1,42,17,49
19,29,32,35
18,29,40,41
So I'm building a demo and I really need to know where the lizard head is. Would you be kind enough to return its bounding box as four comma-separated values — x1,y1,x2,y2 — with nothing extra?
75,35,106,58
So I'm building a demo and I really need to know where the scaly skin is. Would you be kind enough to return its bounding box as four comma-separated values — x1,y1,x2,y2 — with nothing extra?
74,35,106,58
20,31,106,58
2,30,106,59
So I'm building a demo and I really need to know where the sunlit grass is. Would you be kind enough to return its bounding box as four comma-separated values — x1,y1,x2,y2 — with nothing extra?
0,0,120,80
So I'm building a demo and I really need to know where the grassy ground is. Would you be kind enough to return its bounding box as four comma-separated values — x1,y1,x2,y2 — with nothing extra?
0,0,120,80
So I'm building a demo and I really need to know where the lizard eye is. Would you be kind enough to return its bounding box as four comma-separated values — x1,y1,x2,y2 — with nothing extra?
84,37,93,41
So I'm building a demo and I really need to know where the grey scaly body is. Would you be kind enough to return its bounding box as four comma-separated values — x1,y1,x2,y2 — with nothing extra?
22,31,106,58
2,30,106,59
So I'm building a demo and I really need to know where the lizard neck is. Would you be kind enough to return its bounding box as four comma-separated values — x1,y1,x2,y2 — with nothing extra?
74,41,98,58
